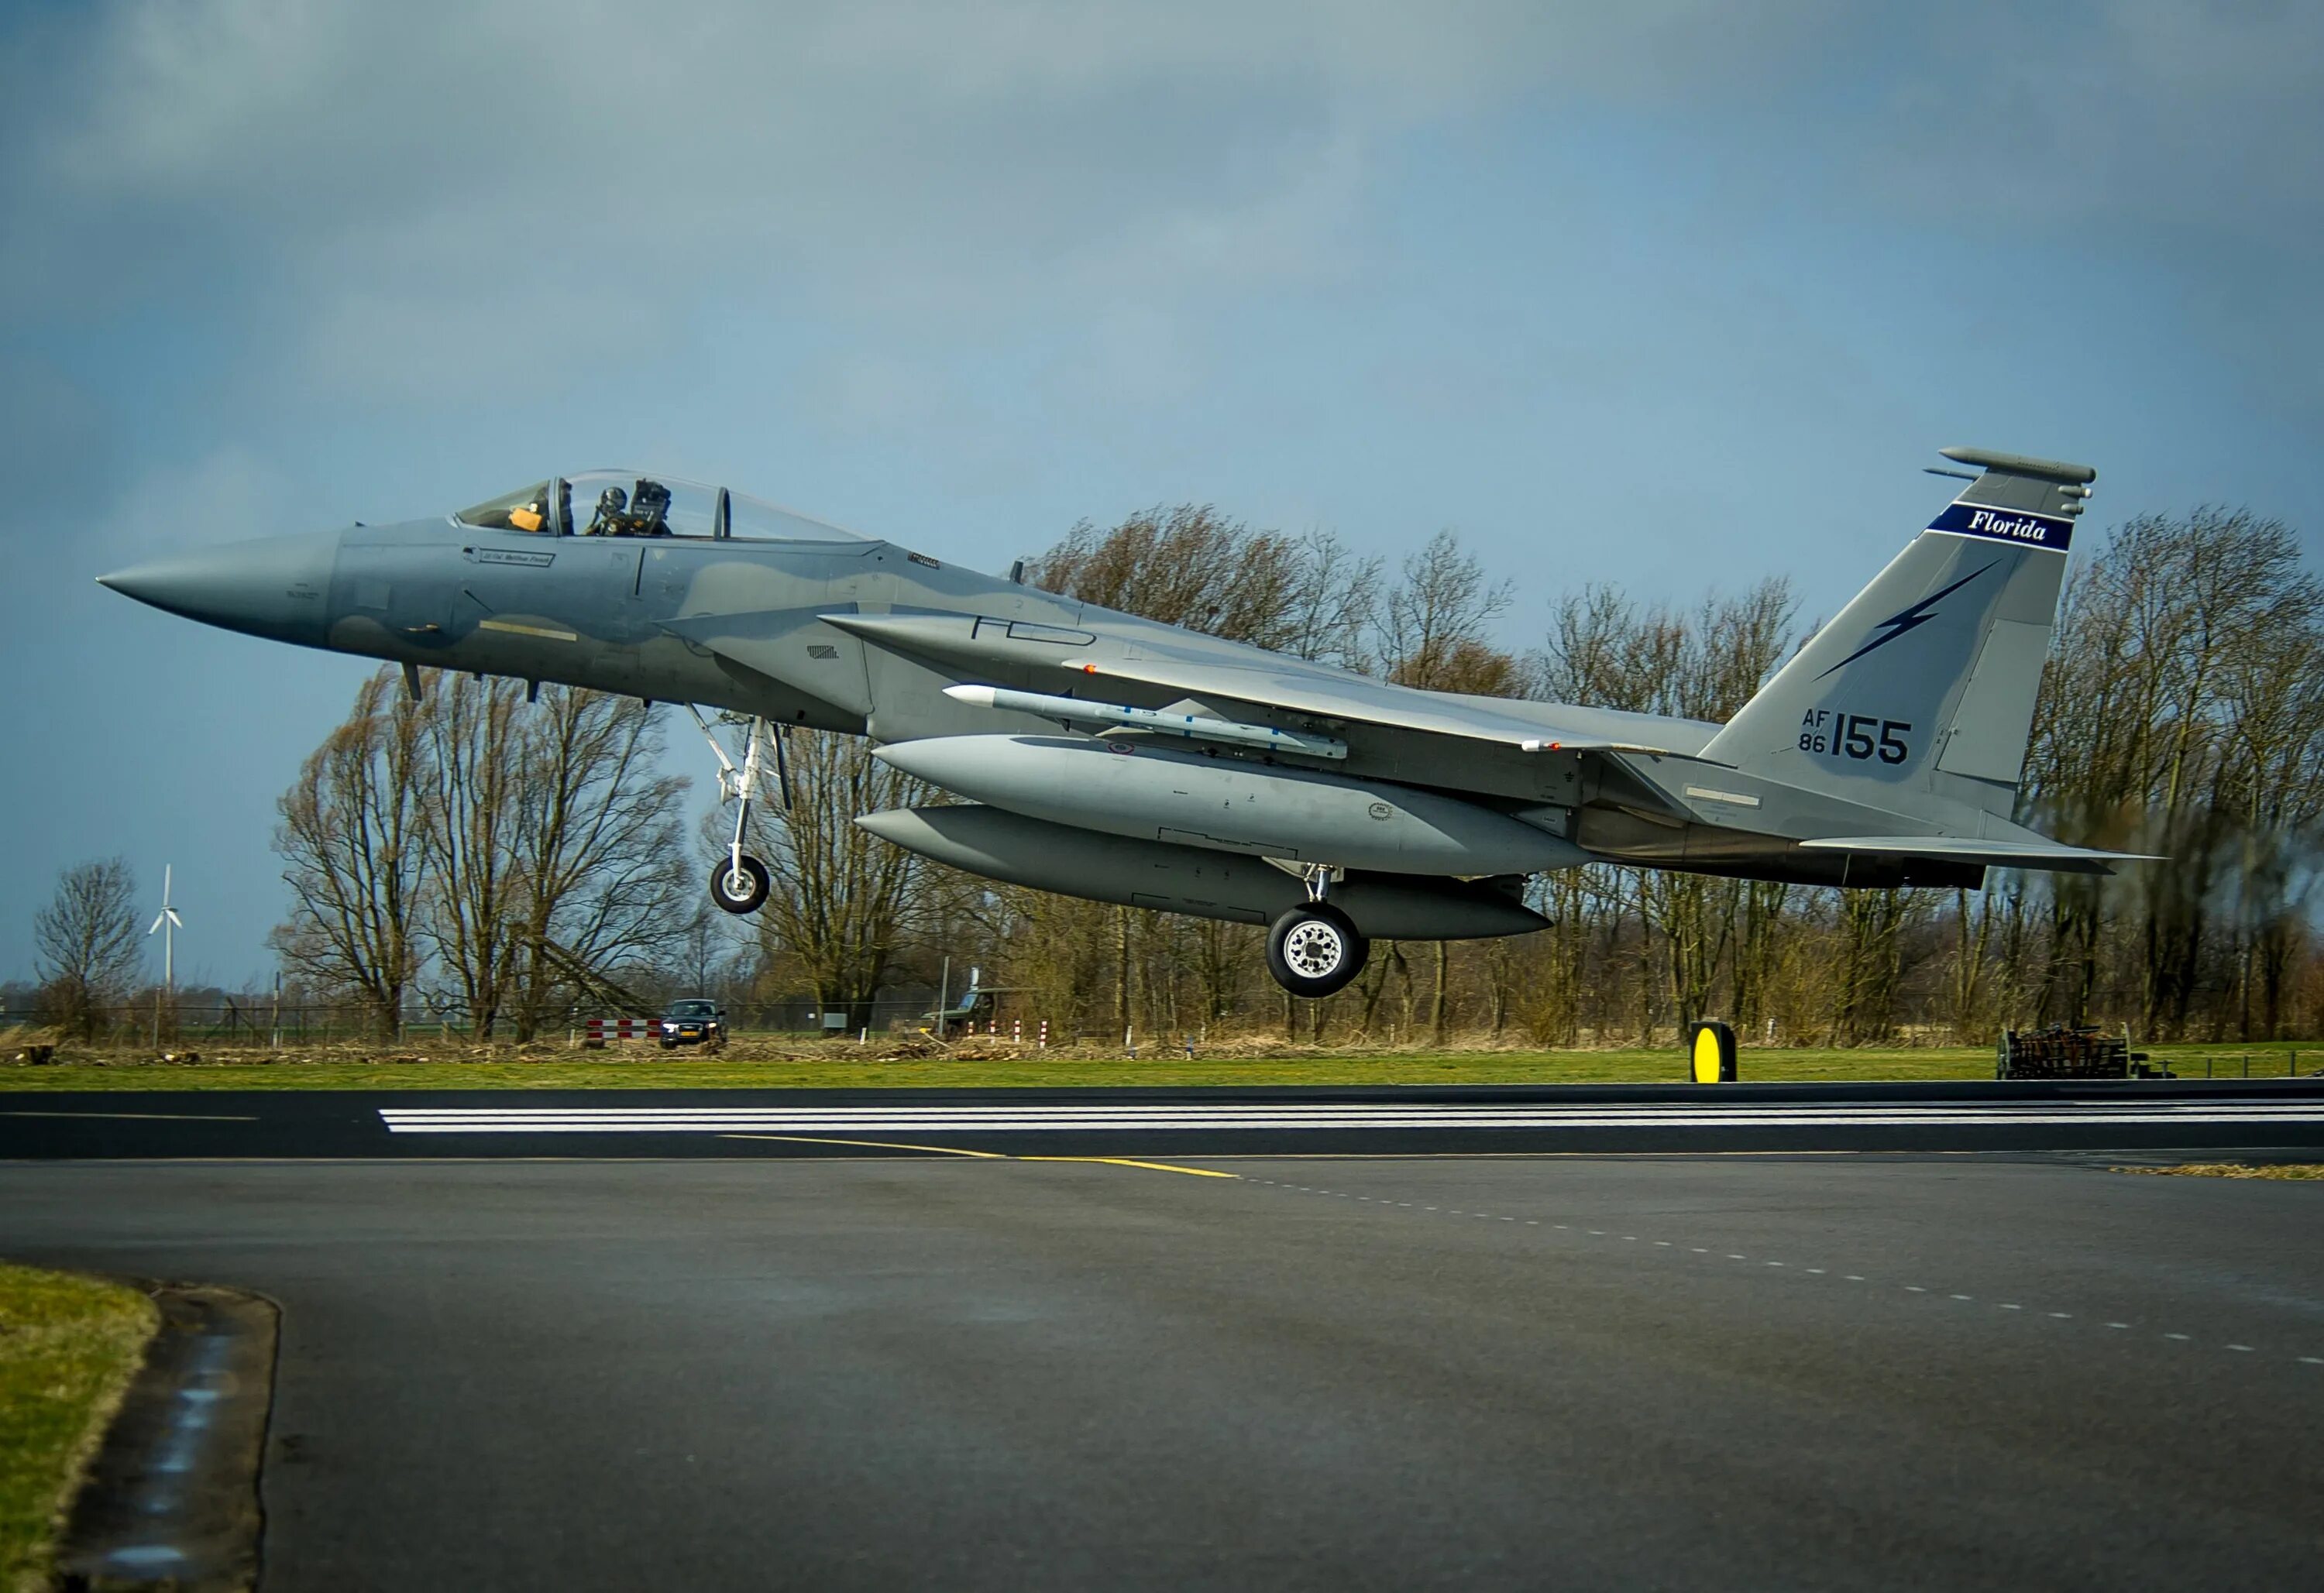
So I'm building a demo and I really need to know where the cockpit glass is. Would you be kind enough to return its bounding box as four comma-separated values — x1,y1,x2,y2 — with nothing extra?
455,480,556,534
565,472,717,538
452,472,870,541
726,492,868,543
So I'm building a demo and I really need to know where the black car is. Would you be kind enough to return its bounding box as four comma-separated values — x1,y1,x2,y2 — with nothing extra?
656,998,727,1051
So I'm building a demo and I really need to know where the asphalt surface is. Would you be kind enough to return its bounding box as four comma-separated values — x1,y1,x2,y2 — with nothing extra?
5,1153,2319,1590
6,1077,2324,1159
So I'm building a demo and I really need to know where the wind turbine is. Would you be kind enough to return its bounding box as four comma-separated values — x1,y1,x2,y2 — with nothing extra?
149,864,184,1047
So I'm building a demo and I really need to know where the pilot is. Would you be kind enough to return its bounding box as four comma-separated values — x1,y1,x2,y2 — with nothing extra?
630,479,675,537
588,485,629,536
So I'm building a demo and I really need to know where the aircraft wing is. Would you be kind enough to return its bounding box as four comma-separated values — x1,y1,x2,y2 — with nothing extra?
1073,651,1696,755
1796,836,2164,874
818,610,1711,757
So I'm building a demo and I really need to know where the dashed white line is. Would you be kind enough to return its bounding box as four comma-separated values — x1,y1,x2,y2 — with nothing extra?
1247,1173,2317,1369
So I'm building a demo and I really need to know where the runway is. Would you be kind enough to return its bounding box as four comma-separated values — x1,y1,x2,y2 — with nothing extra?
6,1077,2324,1159
3,1153,2318,1589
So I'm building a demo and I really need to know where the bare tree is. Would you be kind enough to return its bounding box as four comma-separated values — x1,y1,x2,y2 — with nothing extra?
1037,505,1380,664
1380,530,1517,694
273,669,691,1041
748,730,932,1029
33,858,143,1039
504,687,693,1040
415,673,528,1036
270,669,427,1037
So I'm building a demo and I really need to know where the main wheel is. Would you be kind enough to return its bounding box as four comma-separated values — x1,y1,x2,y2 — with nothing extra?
1266,903,1368,998
710,853,772,915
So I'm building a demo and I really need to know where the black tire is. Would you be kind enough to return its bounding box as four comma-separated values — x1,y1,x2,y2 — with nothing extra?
659,1039,678,1051
1266,903,1368,999
710,853,772,915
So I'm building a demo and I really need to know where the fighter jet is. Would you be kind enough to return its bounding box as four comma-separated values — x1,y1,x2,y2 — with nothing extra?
98,449,2148,998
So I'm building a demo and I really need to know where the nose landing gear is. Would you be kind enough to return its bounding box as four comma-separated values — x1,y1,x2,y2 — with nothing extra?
1266,864,1367,998
689,706,786,917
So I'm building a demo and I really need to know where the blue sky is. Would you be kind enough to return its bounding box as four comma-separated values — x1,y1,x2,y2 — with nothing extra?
4,1,2319,987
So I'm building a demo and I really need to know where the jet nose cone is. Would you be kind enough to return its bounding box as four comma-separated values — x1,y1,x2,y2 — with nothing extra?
99,530,341,647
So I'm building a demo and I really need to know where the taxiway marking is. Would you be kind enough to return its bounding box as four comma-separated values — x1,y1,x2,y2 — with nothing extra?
1242,1174,2324,1372
1018,1156,1239,1179
720,1134,1010,1159
719,1135,1233,1177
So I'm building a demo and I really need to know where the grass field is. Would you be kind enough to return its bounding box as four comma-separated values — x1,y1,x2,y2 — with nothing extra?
0,1040,2313,1091
2116,1163,2324,1180
0,1265,155,1593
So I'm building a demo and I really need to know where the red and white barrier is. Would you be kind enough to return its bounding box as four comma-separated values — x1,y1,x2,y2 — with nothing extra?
584,1017,652,1045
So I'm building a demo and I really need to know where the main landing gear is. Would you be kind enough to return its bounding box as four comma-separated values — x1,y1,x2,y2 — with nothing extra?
689,706,786,916
1266,865,1368,999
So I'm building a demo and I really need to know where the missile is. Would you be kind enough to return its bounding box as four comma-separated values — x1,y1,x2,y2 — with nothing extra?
942,682,1348,759
856,805,1551,939
871,734,1585,877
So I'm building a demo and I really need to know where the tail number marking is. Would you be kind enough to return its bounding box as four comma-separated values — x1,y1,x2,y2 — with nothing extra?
1800,711,1911,765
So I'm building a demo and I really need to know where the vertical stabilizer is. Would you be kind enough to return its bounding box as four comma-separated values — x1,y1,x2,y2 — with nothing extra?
1700,448,2094,822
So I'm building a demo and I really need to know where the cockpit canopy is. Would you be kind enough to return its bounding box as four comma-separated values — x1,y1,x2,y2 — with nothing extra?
454,472,868,542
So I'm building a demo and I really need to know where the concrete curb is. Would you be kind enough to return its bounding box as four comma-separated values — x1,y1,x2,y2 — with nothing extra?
57,1282,278,1591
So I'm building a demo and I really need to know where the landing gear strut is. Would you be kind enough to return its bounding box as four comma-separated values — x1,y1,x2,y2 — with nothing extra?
689,706,786,916
1265,864,1367,998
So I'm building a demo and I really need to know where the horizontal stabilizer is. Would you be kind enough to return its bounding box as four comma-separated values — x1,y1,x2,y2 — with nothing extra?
1796,836,2163,874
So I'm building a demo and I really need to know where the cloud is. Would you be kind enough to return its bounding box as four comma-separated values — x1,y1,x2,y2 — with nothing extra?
2,2,2316,418
0,2,1858,385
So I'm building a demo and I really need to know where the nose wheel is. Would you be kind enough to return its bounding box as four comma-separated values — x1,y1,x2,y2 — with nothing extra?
1266,901,1367,998
689,705,788,918
710,854,772,915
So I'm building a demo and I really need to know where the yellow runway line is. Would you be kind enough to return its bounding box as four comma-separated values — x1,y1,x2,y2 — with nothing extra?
721,1134,1012,1159
1017,1156,1239,1179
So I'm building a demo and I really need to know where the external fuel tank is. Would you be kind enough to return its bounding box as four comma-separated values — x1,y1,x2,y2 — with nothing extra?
855,805,1551,939
869,734,1584,876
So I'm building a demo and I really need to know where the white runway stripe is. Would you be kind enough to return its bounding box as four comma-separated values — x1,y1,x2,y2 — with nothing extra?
377,1102,2324,1135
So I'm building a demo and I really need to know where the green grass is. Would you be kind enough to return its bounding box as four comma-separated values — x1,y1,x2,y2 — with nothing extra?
0,1265,156,1593
2,1045,1997,1090
0,1038,2309,1092
2114,1163,2324,1180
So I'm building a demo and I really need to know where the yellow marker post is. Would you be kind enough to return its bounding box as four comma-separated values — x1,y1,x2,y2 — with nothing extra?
1688,1019,1738,1083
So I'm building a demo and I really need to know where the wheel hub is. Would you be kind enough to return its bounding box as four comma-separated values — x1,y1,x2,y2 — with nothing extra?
1283,920,1346,978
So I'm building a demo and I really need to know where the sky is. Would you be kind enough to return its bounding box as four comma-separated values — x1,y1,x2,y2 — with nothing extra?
4,0,2321,988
